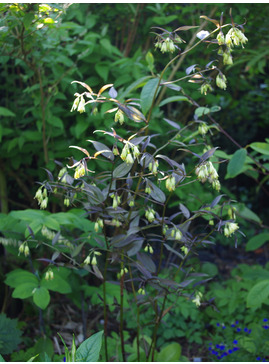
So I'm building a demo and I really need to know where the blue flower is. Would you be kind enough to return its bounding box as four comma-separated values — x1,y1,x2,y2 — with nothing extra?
235,320,239,325
231,324,236,327
263,325,269,330
228,349,233,354
236,327,241,332
257,357,261,361
216,344,220,349
233,347,239,351
244,327,249,332
220,345,225,350
216,323,220,327
233,340,238,344
263,319,268,322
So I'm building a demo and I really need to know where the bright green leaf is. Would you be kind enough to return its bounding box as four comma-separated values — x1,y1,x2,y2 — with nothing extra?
247,280,269,307
249,142,269,156
226,149,247,178
246,233,269,251
157,342,182,362
0,107,15,117
13,282,38,299
140,78,160,115
76,331,103,362
5,269,39,289
159,96,189,107
33,287,50,309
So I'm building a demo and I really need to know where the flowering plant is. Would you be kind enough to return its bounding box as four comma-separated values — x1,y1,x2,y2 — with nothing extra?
35,11,248,361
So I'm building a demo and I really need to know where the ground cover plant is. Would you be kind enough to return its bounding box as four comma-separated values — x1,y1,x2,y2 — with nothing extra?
1,3,269,362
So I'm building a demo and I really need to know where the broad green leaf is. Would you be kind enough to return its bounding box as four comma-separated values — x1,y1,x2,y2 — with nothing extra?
152,15,178,25
145,51,154,71
210,105,221,113
246,233,269,251
0,354,5,362
249,142,269,156
76,331,103,362
113,162,133,178
140,78,160,115
41,274,72,294
23,12,35,29
44,216,60,231
226,149,247,178
195,107,210,117
95,62,109,82
157,342,182,362
0,106,15,117
159,96,189,107
247,280,269,307
13,282,39,299
5,269,39,288
236,203,261,224
33,287,50,309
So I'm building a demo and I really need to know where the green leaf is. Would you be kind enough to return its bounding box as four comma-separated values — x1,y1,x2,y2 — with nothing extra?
44,216,60,231
23,13,35,29
113,162,133,178
0,354,5,362
247,280,269,307
0,106,15,117
13,282,39,299
195,107,210,117
249,142,269,156
145,51,154,71
157,342,182,362
5,269,39,289
95,62,109,82
41,271,72,294
140,78,160,115
33,287,50,310
226,149,247,178
76,331,103,362
159,96,189,107
246,233,269,251
236,203,261,224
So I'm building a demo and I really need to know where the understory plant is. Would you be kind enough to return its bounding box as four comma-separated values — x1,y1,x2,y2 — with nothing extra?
16,11,250,361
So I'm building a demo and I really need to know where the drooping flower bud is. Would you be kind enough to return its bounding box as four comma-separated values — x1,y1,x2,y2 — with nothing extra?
216,73,227,90
224,222,239,237
200,83,213,95
77,96,86,114
198,122,209,136
165,175,176,192
115,109,125,125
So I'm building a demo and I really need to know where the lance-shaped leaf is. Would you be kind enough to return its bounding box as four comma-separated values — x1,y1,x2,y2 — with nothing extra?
71,80,94,94
97,83,113,96
69,145,90,158
137,252,156,273
87,140,114,161
117,103,146,123
146,179,166,204
200,147,218,163
164,243,184,260
200,15,219,27
113,162,133,178
140,78,160,115
174,25,200,31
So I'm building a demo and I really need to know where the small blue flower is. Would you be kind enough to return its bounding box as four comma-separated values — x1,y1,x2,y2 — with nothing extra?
233,340,238,344
223,352,228,356
63,357,66,362
263,325,269,330
263,319,268,322
228,349,233,354
217,356,221,359
235,320,239,325
248,329,252,334
220,345,225,350
244,327,249,332
222,325,226,329
236,328,241,332
231,324,236,327
216,344,220,349
233,347,239,351
216,323,220,327
257,357,261,361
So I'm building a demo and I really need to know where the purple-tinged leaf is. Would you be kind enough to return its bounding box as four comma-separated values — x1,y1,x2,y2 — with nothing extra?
163,118,181,130
135,262,153,279
113,162,133,178
51,251,60,261
109,86,118,98
164,243,184,260
87,140,114,161
210,194,226,209
127,239,144,257
178,279,194,287
174,25,200,31
186,64,198,75
137,252,156,273
179,203,190,219
200,147,218,163
52,231,61,246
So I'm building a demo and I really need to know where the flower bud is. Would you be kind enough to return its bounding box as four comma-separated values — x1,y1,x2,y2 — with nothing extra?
91,256,97,266
18,244,25,255
120,144,129,161
77,96,86,114
217,32,225,45
74,163,86,179
125,153,134,165
138,288,145,295
94,221,99,233
216,73,227,90
40,198,48,209
115,109,125,125
200,83,213,95
64,198,70,207
198,123,209,136
24,244,30,257
223,50,233,65
84,255,91,265
132,145,140,159
97,218,104,228
175,229,182,241
71,96,80,112
165,175,176,192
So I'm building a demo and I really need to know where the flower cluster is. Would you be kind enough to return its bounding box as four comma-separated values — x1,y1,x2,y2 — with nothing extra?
225,27,248,48
165,175,176,192
195,161,220,191
74,162,86,179
155,37,176,53
200,83,213,96
94,218,104,233
18,242,30,257
70,93,86,114
44,268,54,281
34,186,48,209
120,142,140,165
114,108,125,125
224,221,239,237
145,208,155,223
84,251,101,266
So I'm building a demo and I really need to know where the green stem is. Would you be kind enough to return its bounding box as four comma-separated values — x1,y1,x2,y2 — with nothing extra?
103,250,109,361
120,255,126,361
0,168,8,213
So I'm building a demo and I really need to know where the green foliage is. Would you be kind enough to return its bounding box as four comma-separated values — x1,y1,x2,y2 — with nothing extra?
0,314,22,355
